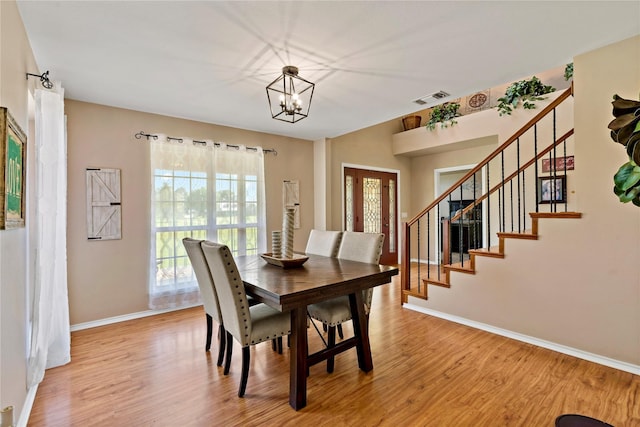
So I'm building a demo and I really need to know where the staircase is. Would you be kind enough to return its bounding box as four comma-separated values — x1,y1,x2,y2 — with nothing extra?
401,86,581,303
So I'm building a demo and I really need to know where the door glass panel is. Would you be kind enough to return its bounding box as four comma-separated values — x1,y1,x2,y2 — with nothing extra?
363,177,381,233
389,179,396,253
345,175,354,231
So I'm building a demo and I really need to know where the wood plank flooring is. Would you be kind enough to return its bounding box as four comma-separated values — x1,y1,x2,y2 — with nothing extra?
28,276,640,426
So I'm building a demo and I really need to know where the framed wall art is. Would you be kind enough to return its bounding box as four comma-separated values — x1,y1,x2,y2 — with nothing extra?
538,175,566,204
542,155,574,173
0,107,27,229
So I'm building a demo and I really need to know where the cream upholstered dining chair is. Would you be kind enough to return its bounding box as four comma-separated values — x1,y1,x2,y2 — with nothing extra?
182,237,227,366
201,241,291,398
305,229,343,257
306,231,385,373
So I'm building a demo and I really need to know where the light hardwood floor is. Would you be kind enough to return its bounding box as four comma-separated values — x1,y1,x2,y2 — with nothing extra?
29,276,640,426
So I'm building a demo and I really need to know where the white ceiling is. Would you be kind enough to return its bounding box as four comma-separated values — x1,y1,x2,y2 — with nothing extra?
16,1,640,141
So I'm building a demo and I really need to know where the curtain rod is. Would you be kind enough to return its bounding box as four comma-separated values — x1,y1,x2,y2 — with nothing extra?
134,131,277,156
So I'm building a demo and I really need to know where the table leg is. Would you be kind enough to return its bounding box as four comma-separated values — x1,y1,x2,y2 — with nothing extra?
349,291,373,372
289,306,308,410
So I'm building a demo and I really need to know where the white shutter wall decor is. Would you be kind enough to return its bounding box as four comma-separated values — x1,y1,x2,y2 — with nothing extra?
86,168,121,240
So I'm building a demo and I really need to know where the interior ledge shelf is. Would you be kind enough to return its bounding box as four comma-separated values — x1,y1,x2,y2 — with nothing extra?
392,91,571,157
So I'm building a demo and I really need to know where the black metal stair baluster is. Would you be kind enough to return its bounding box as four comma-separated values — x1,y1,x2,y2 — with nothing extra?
510,179,514,232
416,219,420,294
534,124,539,211
459,184,464,267
563,126,568,212
486,162,491,251
516,137,522,233
522,168,526,232
427,210,430,279
500,152,504,233
472,173,478,250
552,108,558,213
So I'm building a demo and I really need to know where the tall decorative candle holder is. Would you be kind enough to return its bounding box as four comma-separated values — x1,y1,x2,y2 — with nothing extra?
271,230,282,258
282,207,295,258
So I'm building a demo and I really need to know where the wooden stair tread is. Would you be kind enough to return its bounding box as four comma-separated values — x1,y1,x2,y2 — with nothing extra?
423,277,450,288
402,287,428,300
444,262,475,274
401,210,584,303
530,211,582,219
497,231,538,240
469,248,504,258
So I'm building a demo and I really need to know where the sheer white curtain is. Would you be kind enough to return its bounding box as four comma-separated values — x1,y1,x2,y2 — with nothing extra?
28,82,70,387
148,136,266,309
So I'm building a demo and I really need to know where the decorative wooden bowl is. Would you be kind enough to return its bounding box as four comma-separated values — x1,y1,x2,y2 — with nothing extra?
260,253,309,268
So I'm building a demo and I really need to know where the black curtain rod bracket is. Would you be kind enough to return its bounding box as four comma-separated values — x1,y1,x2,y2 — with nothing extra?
26,70,54,89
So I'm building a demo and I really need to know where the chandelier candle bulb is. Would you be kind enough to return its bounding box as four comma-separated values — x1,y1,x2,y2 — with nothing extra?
271,230,282,258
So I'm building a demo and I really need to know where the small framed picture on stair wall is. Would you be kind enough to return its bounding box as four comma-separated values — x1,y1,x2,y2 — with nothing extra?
538,175,566,204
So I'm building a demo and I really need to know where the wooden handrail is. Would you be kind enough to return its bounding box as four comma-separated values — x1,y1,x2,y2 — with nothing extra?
402,86,574,303
450,128,574,222
406,87,572,227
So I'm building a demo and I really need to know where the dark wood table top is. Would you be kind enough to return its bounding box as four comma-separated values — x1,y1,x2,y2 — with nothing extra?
235,254,399,311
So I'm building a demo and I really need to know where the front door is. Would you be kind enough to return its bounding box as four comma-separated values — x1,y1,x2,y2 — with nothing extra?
344,167,398,265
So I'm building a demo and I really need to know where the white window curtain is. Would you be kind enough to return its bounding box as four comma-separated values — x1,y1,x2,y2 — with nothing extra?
148,136,266,309
27,82,70,387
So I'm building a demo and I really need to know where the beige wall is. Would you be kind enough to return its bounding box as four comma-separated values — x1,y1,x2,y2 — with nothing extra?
0,0,38,417
328,119,412,242
407,35,640,365
65,100,314,324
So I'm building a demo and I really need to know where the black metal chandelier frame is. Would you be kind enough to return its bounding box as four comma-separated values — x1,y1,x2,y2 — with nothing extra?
266,66,315,124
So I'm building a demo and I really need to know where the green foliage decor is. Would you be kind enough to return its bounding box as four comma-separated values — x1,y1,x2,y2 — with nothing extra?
496,76,555,116
425,102,461,130
608,94,640,207
564,63,573,81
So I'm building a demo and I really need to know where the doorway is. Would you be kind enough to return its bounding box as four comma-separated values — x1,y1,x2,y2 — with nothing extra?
343,167,398,265
434,164,485,263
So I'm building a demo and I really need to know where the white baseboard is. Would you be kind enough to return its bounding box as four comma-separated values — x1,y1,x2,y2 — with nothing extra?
70,303,202,332
17,384,38,427
403,303,640,376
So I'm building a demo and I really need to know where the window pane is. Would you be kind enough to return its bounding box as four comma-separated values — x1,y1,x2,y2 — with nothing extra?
363,177,381,233
345,175,354,232
150,145,265,306
217,228,238,250
389,179,396,253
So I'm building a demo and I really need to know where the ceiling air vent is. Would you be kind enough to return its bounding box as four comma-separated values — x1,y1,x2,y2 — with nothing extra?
413,90,450,105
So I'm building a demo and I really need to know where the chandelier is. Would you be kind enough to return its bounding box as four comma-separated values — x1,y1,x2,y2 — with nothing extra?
266,66,315,123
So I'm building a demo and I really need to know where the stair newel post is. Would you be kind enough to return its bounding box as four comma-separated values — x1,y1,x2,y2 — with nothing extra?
401,221,411,304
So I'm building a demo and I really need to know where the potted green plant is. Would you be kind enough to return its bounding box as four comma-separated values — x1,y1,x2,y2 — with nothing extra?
496,76,555,116
608,94,640,207
425,102,461,130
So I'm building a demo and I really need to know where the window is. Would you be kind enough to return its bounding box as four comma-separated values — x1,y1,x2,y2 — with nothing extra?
149,138,266,309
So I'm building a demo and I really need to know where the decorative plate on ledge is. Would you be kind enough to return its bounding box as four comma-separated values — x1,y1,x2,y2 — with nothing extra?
260,253,309,268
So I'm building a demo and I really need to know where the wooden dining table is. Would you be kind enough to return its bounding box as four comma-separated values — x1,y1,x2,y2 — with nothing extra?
234,253,399,410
